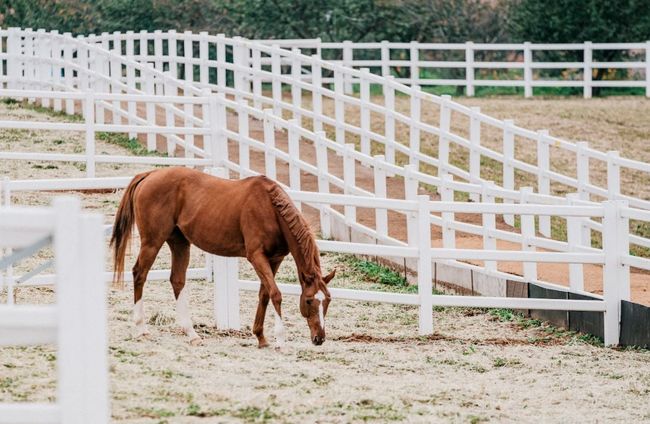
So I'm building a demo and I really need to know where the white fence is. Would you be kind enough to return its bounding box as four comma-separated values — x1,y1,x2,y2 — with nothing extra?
0,197,108,424
87,33,650,98
1,29,650,347
0,176,631,346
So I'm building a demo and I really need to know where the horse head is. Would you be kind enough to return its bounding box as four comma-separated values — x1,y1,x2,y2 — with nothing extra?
299,269,335,345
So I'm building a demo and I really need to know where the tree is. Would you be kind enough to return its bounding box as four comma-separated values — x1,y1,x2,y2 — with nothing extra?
508,0,650,43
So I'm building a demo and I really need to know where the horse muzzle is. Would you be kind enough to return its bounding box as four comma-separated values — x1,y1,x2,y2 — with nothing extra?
312,335,325,345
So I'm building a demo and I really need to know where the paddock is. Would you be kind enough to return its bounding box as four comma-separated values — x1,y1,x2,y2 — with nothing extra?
1,29,650,422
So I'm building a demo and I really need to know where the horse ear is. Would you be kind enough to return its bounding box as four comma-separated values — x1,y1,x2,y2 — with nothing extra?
323,269,336,284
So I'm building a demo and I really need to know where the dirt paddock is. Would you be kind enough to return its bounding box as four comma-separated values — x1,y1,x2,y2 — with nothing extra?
2,255,649,423
1,98,650,422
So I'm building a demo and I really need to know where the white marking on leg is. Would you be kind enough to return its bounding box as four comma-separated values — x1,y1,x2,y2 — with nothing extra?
273,309,286,348
176,287,200,342
133,299,149,337
315,290,325,330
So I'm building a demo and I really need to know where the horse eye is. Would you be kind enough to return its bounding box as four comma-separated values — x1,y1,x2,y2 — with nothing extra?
306,299,313,305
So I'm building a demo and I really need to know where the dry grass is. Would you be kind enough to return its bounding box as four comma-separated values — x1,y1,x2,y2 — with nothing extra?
3,250,650,423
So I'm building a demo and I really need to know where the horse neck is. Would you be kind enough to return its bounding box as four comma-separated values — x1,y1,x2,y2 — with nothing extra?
283,225,320,283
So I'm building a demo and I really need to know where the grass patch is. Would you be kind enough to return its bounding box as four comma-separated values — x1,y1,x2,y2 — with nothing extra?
96,132,162,157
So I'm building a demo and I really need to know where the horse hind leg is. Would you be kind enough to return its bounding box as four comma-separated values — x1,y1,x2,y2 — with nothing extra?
168,231,200,345
133,241,164,338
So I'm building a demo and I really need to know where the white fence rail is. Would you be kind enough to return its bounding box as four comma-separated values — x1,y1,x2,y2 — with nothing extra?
0,197,108,424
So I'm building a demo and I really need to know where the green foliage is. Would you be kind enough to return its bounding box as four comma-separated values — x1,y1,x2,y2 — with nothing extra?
507,0,650,43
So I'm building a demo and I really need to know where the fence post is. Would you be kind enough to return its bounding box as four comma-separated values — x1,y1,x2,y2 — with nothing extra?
311,54,323,133
208,167,241,331
410,41,419,86
440,174,456,249
315,131,331,239
584,41,593,99
36,29,50,107
53,31,63,112
384,75,396,166
263,109,277,179
469,106,481,201
373,155,388,239
607,151,621,201
214,93,228,167
1,178,13,304
199,31,209,88
343,40,353,93
417,194,433,335
168,30,177,79
238,99,250,176
163,72,175,156
482,181,497,271
333,69,346,150
566,193,585,291
537,130,551,237
269,44,283,119
645,40,650,98
6,28,19,90
109,48,122,125
53,197,84,423
78,212,109,423
344,143,357,224
437,95,452,180
288,119,301,211
291,48,302,124
183,31,193,84
502,119,515,226
465,41,475,96
251,47,262,109
381,40,390,77
152,30,163,93
144,71,156,152
216,33,226,90
409,85,422,169
523,42,532,98
62,32,74,115
520,187,537,282
404,164,419,247
358,68,371,156
602,200,629,346
576,141,591,245
84,93,96,178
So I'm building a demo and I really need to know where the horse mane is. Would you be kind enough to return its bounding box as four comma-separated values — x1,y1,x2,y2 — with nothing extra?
264,179,320,277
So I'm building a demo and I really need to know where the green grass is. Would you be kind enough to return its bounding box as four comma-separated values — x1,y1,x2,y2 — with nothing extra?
96,132,163,157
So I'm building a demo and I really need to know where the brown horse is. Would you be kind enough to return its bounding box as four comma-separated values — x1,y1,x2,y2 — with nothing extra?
110,167,335,347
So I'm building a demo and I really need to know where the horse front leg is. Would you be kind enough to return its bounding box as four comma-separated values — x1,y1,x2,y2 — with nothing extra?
253,285,270,348
248,251,285,349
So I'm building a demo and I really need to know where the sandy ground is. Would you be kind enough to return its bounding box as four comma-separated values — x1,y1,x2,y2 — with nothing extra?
320,95,650,200
2,253,650,423
1,99,650,422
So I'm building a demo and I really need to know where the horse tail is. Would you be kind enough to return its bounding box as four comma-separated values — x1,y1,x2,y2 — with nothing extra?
110,171,153,289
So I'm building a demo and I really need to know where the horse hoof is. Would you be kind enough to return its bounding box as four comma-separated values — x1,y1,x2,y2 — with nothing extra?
258,340,270,349
189,337,203,346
